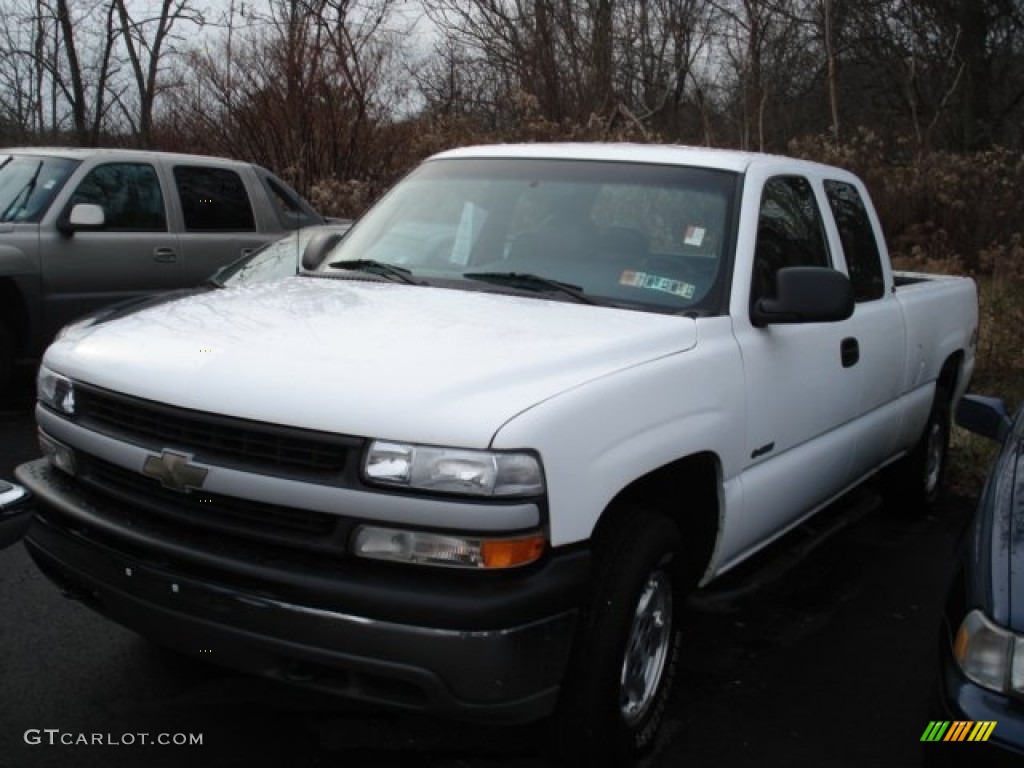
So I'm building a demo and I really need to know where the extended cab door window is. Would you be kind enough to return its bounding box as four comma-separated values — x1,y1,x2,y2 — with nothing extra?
823,180,885,302
750,175,831,310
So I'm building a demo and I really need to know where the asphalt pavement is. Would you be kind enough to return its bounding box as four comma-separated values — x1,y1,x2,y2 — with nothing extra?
0,367,974,768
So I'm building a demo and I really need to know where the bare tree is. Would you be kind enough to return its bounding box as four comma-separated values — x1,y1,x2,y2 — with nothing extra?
114,0,204,146
159,0,406,191
419,0,718,136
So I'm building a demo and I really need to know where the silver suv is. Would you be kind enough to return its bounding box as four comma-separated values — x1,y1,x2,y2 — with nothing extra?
0,147,324,394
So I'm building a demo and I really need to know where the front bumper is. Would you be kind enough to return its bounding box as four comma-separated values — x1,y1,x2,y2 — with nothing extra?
17,459,588,723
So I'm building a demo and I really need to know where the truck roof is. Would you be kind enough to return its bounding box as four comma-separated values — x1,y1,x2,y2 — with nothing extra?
431,142,841,176
0,146,256,169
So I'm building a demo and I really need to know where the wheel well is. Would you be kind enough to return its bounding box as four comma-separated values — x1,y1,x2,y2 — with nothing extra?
593,453,720,590
937,352,963,401
0,278,29,356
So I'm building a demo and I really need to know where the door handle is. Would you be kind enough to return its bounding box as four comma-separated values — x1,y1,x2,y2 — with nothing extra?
841,337,859,368
153,248,178,263
241,248,254,257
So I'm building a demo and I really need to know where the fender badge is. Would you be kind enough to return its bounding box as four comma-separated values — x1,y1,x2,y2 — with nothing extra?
142,450,209,493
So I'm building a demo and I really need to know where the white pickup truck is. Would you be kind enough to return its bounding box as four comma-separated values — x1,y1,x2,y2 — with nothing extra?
13,144,977,763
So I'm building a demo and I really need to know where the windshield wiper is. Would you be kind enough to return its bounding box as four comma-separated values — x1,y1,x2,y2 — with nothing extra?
0,160,43,222
327,259,423,285
462,271,600,305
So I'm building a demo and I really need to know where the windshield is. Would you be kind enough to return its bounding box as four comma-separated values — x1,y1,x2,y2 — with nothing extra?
320,157,738,313
0,154,79,223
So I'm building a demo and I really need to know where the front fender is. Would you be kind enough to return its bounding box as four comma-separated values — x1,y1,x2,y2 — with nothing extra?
492,318,745,548
0,243,36,276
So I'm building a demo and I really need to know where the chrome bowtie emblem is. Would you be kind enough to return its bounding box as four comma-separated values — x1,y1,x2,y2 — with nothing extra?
142,450,208,493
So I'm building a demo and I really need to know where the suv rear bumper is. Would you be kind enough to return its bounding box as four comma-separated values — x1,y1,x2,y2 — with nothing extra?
18,459,587,723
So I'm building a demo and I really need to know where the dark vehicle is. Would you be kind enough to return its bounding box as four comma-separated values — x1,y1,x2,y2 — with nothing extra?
0,480,32,548
931,393,1024,764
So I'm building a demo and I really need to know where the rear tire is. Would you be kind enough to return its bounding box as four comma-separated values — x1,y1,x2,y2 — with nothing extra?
552,510,684,766
884,386,951,518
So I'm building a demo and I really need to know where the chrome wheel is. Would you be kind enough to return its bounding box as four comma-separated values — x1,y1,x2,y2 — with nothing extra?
620,569,673,725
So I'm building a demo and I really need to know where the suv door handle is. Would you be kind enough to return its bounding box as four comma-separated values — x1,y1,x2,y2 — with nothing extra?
241,248,254,257
153,248,178,263
841,337,859,368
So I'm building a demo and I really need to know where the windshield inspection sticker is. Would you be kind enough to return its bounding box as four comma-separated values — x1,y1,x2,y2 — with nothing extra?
684,225,705,246
619,270,696,299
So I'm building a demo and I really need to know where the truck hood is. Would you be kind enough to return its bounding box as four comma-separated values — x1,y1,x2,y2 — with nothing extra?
45,278,698,447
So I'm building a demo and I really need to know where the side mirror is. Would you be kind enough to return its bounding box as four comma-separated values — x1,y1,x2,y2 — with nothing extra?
956,394,1012,443
752,266,854,327
301,231,346,271
58,203,106,235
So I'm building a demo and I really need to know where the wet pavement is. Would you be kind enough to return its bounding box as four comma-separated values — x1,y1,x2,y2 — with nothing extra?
0,366,972,767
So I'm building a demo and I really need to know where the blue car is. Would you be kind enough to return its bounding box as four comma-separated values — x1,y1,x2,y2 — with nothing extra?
930,394,1024,764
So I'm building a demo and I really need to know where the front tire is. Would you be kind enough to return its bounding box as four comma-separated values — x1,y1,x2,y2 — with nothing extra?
552,510,684,766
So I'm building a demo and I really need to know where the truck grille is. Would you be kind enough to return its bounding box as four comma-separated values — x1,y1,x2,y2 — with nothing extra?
74,384,360,481
80,456,343,546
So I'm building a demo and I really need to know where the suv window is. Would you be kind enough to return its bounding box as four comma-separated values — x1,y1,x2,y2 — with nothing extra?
65,162,166,231
751,175,830,305
258,172,321,229
824,180,885,301
174,166,255,231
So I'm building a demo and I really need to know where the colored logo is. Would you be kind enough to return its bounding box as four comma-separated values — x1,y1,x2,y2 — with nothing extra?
921,721,996,742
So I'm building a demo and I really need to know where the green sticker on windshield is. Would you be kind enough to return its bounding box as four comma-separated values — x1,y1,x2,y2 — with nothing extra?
619,270,696,299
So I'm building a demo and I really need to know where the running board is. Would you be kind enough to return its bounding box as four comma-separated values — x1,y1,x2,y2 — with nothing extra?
687,489,881,610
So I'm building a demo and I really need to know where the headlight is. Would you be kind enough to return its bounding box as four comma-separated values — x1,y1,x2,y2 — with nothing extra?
364,441,544,497
953,609,1024,694
37,366,76,416
352,526,545,569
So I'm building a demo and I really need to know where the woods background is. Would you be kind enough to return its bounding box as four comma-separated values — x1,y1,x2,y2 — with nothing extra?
1,0,1022,405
